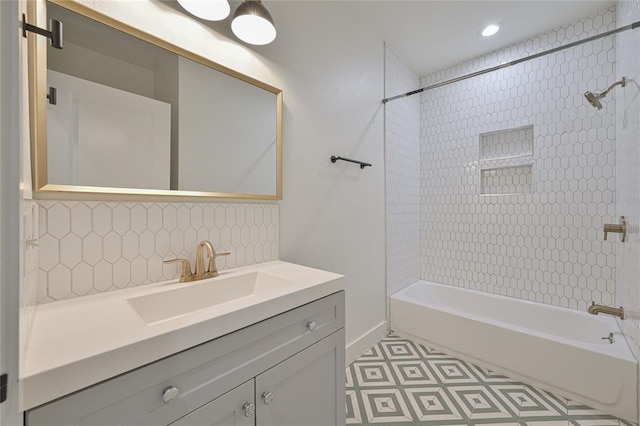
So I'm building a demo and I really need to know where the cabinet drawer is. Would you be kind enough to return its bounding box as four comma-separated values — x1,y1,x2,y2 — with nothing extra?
26,291,344,426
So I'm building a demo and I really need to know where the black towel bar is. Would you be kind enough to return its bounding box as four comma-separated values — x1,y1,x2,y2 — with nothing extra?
330,156,372,169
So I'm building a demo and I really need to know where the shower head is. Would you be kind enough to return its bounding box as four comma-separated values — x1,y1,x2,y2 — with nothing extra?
584,77,626,110
584,91,603,110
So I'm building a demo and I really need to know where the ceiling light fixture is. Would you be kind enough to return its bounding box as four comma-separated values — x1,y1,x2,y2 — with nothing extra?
231,0,277,46
482,24,500,37
177,0,231,21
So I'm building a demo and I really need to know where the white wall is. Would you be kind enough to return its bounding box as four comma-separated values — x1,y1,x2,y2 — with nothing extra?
421,7,618,311
29,1,387,358
615,0,640,414
263,2,387,360
384,45,421,302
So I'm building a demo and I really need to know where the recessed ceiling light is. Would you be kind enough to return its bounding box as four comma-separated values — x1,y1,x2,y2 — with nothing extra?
482,24,500,37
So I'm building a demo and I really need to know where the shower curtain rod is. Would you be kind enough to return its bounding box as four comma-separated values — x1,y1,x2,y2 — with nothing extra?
382,20,640,104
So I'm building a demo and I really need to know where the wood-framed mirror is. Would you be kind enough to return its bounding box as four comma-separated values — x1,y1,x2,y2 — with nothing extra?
28,0,283,201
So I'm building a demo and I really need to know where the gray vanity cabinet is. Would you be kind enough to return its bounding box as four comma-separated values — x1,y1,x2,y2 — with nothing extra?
256,330,345,426
169,381,254,426
25,291,345,426
170,330,345,426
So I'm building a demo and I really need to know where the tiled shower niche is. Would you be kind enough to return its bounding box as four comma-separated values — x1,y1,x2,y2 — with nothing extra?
480,165,533,195
480,125,534,161
479,125,534,195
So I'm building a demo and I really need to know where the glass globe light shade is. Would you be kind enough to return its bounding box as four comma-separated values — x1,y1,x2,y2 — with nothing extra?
231,1,276,45
177,0,230,21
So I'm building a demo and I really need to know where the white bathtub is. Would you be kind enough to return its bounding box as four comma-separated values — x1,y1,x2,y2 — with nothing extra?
390,280,638,423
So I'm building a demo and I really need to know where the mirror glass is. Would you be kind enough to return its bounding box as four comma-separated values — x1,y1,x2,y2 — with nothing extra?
35,1,282,199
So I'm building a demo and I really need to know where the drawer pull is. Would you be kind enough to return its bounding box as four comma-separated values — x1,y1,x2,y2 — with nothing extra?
162,386,179,404
306,321,317,331
262,391,274,405
242,402,255,417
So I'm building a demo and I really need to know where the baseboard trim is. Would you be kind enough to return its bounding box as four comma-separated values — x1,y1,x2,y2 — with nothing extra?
346,321,388,366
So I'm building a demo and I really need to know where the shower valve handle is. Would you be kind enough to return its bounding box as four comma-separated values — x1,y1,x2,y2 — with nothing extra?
601,333,614,344
603,216,627,242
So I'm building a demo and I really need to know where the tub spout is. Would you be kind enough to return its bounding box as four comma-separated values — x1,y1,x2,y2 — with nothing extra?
588,302,624,320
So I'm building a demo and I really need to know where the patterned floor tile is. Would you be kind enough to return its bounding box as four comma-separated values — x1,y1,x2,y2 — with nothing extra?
405,387,466,423
413,341,435,358
515,386,567,420
346,337,634,426
409,340,448,358
353,361,398,387
380,339,422,360
390,360,440,386
470,390,520,422
566,399,623,424
429,358,482,384
360,389,414,423
447,385,490,418
346,389,364,424
346,364,355,387
359,344,386,361
447,384,520,422
466,363,520,384
485,384,527,416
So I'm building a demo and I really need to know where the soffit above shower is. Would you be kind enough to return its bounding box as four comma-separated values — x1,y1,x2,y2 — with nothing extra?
337,0,614,75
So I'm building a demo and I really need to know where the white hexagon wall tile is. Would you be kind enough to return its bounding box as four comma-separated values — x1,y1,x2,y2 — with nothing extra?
420,7,617,310
38,201,279,303
385,45,422,298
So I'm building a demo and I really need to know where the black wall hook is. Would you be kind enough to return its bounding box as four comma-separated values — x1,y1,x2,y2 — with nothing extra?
330,156,372,169
22,14,63,49
47,87,57,105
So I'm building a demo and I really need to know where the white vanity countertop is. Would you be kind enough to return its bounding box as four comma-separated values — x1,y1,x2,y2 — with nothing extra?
21,261,344,411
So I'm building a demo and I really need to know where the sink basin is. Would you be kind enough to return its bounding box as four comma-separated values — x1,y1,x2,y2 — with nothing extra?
127,271,295,325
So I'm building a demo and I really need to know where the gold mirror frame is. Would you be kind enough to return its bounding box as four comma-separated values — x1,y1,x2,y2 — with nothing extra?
28,0,283,201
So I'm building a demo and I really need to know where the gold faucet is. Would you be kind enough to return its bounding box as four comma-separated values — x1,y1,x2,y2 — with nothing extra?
588,302,624,320
164,241,231,283
207,246,231,278
195,241,214,277
163,258,193,282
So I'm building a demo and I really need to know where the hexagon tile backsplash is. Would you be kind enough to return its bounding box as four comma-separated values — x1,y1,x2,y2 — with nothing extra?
38,201,279,303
